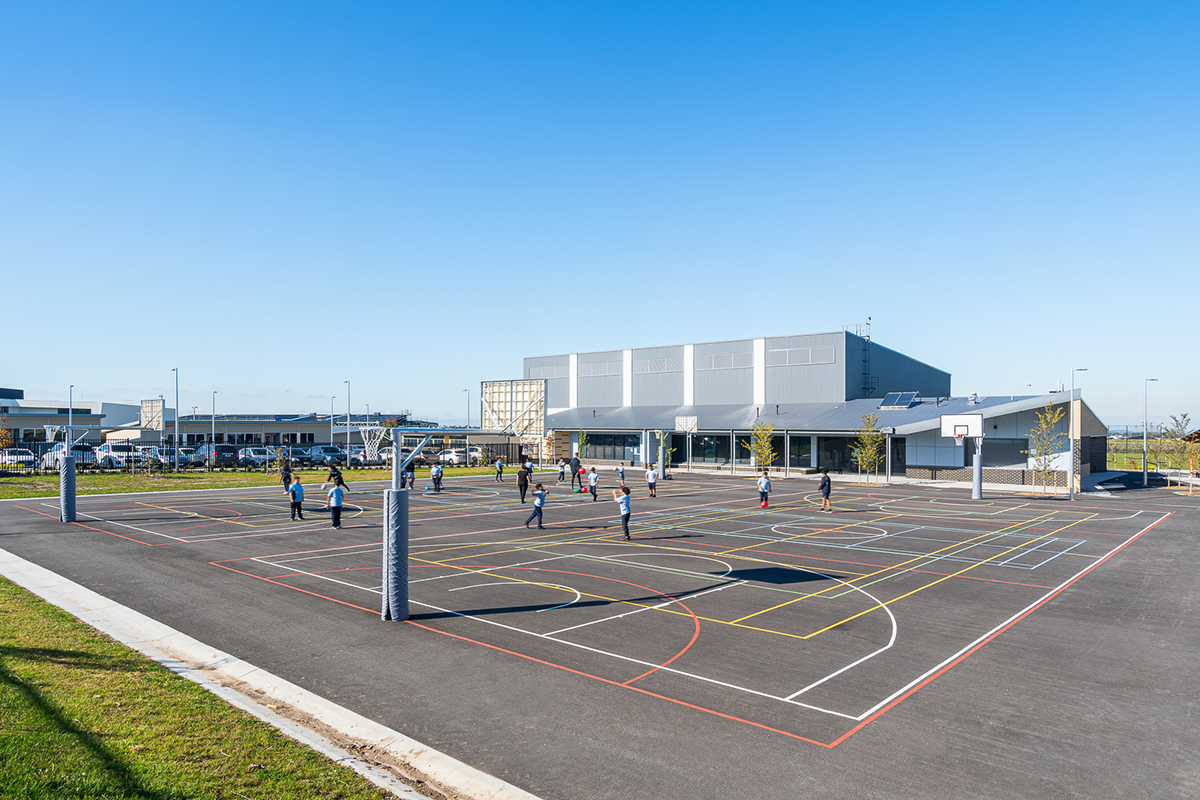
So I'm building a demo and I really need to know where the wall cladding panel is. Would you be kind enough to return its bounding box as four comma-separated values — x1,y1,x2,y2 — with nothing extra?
632,372,684,406
578,375,622,407
694,368,753,405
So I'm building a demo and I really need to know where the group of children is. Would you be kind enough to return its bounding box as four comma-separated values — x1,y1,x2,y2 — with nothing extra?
283,464,351,529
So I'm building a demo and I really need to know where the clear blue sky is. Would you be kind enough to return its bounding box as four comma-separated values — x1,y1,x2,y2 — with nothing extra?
3,2,1196,428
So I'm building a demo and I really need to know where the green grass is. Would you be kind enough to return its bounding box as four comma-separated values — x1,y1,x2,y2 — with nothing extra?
0,577,394,799
0,465,503,500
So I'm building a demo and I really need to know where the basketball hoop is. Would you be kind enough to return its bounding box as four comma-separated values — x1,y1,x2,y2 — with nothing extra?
954,434,965,447
358,426,388,462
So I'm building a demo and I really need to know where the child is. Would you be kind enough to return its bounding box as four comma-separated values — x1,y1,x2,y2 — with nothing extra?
325,482,344,529
495,458,504,482
288,475,305,520
588,466,599,501
616,462,626,486
557,458,567,482
645,463,658,497
819,469,832,512
431,463,444,492
612,486,632,540
524,484,547,529
757,470,771,507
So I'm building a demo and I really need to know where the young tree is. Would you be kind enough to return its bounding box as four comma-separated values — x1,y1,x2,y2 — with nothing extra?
577,428,589,460
654,430,678,475
851,413,887,483
1023,404,1067,494
1163,414,1192,487
0,415,13,449
740,420,777,475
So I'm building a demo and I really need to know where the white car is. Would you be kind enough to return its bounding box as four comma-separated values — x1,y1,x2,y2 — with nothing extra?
40,443,96,470
95,442,145,468
0,447,36,468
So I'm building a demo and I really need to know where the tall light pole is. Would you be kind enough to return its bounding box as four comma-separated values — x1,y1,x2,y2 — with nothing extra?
68,384,73,444
464,388,469,428
211,391,217,446
345,380,351,454
330,397,335,445
1068,368,1087,501
1144,378,1158,486
172,368,179,470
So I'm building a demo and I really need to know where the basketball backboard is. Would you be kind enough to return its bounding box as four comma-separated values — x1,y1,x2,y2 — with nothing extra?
940,413,983,438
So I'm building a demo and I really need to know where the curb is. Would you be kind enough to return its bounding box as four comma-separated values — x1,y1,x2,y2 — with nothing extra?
0,547,543,800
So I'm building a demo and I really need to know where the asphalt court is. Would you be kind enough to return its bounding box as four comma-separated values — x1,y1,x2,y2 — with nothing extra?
5,472,1173,749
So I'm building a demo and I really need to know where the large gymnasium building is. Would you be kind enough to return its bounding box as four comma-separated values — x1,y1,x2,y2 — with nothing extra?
481,330,1107,489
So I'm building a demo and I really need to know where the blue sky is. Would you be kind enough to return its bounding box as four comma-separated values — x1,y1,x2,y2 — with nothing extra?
2,2,1196,428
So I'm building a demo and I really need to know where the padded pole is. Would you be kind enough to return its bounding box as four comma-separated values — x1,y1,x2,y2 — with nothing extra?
972,438,983,500
60,456,76,522
381,488,409,621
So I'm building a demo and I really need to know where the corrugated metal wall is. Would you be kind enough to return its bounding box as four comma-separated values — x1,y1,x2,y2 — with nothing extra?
763,332,845,404
846,335,951,400
525,355,570,409
577,350,623,407
632,345,685,405
693,339,753,404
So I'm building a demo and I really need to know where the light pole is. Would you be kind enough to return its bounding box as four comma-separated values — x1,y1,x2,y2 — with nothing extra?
210,391,217,470
345,380,351,455
464,389,469,428
1068,368,1087,501
172,368,179,470
1144,378,1158,486
68,384,73,444
330,397,335,445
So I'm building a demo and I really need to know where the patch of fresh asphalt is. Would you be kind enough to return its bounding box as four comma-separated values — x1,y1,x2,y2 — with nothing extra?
1,473,1197,800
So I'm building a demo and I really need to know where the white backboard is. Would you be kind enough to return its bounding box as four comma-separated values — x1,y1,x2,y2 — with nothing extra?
940,413,983,438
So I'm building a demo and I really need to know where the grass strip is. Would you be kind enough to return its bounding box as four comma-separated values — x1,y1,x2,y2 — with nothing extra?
0,576,396,799
0,466,504,501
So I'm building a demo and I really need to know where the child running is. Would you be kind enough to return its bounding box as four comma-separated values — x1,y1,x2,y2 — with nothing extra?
612,486,632,540
524,484,547,529
288,475,305,520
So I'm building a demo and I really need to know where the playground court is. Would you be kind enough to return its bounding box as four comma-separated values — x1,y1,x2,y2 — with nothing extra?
1,472,1195,799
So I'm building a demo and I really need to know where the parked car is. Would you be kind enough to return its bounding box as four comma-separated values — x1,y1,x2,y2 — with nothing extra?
238,447,271,468
438,449,467,465
95,442,146,469
308,445,347,467
0,448,36,468
40,443,95,470
189,444,239,468
160,447,195,467
281,447,313,467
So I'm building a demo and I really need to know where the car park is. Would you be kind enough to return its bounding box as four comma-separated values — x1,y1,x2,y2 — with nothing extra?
95,442,145,469
238,447,271,468
0,448,36,468
40,443,96,470
189,444,239,468
308,445,347,467
163,447,195,467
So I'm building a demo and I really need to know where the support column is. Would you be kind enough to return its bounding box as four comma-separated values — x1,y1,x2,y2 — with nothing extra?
60,456,76,522
885,434,892,484
810,435,818,469
972,437,983,500
784,432,790,478
381,488,409,621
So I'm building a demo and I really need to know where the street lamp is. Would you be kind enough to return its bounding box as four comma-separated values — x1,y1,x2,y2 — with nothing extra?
330,397,335,445
464,388,469,428
172,368,180,470
1144,378,1158,487
345,380,351,454
211,391,217,446
1068,369,1087,501
68,385,73,444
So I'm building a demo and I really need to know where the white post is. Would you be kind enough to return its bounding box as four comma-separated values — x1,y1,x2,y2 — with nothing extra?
173,368,179,470
1143,378,1157,486
345,380,351,456
885,432,892,484
1069,369,1087,500
972,437,983,500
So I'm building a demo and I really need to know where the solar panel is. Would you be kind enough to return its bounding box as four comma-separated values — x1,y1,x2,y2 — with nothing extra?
879,392,902,408
878,391,918,410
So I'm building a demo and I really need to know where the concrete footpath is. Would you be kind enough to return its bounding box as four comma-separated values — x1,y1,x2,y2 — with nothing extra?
0,546,542,800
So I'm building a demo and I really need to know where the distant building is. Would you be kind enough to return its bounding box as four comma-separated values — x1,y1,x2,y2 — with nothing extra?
482,331,1106,489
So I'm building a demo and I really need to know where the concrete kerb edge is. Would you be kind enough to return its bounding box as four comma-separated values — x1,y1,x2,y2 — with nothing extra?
0,546,544,800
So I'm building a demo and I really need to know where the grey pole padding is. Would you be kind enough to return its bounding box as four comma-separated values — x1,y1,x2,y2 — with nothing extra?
381,488,409,621
972,438,983,500
60,456,76,522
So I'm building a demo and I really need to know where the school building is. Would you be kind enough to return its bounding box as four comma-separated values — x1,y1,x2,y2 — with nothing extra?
481,331,1108,490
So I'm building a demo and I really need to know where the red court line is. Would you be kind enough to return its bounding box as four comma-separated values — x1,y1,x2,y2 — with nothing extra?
208,562,379,614
16,504,157,546
823,510,1174,747
402,618,833,747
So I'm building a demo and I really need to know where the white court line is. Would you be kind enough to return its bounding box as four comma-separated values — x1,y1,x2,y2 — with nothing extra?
449,581,582,613
545,582,741,635
849,511,1173,721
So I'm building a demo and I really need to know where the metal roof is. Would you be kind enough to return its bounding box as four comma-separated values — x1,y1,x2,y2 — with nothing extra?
546,393,1090,434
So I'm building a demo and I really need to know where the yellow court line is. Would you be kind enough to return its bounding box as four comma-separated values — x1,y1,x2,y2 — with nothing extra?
801,512,1098,638
727,510,1060,623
